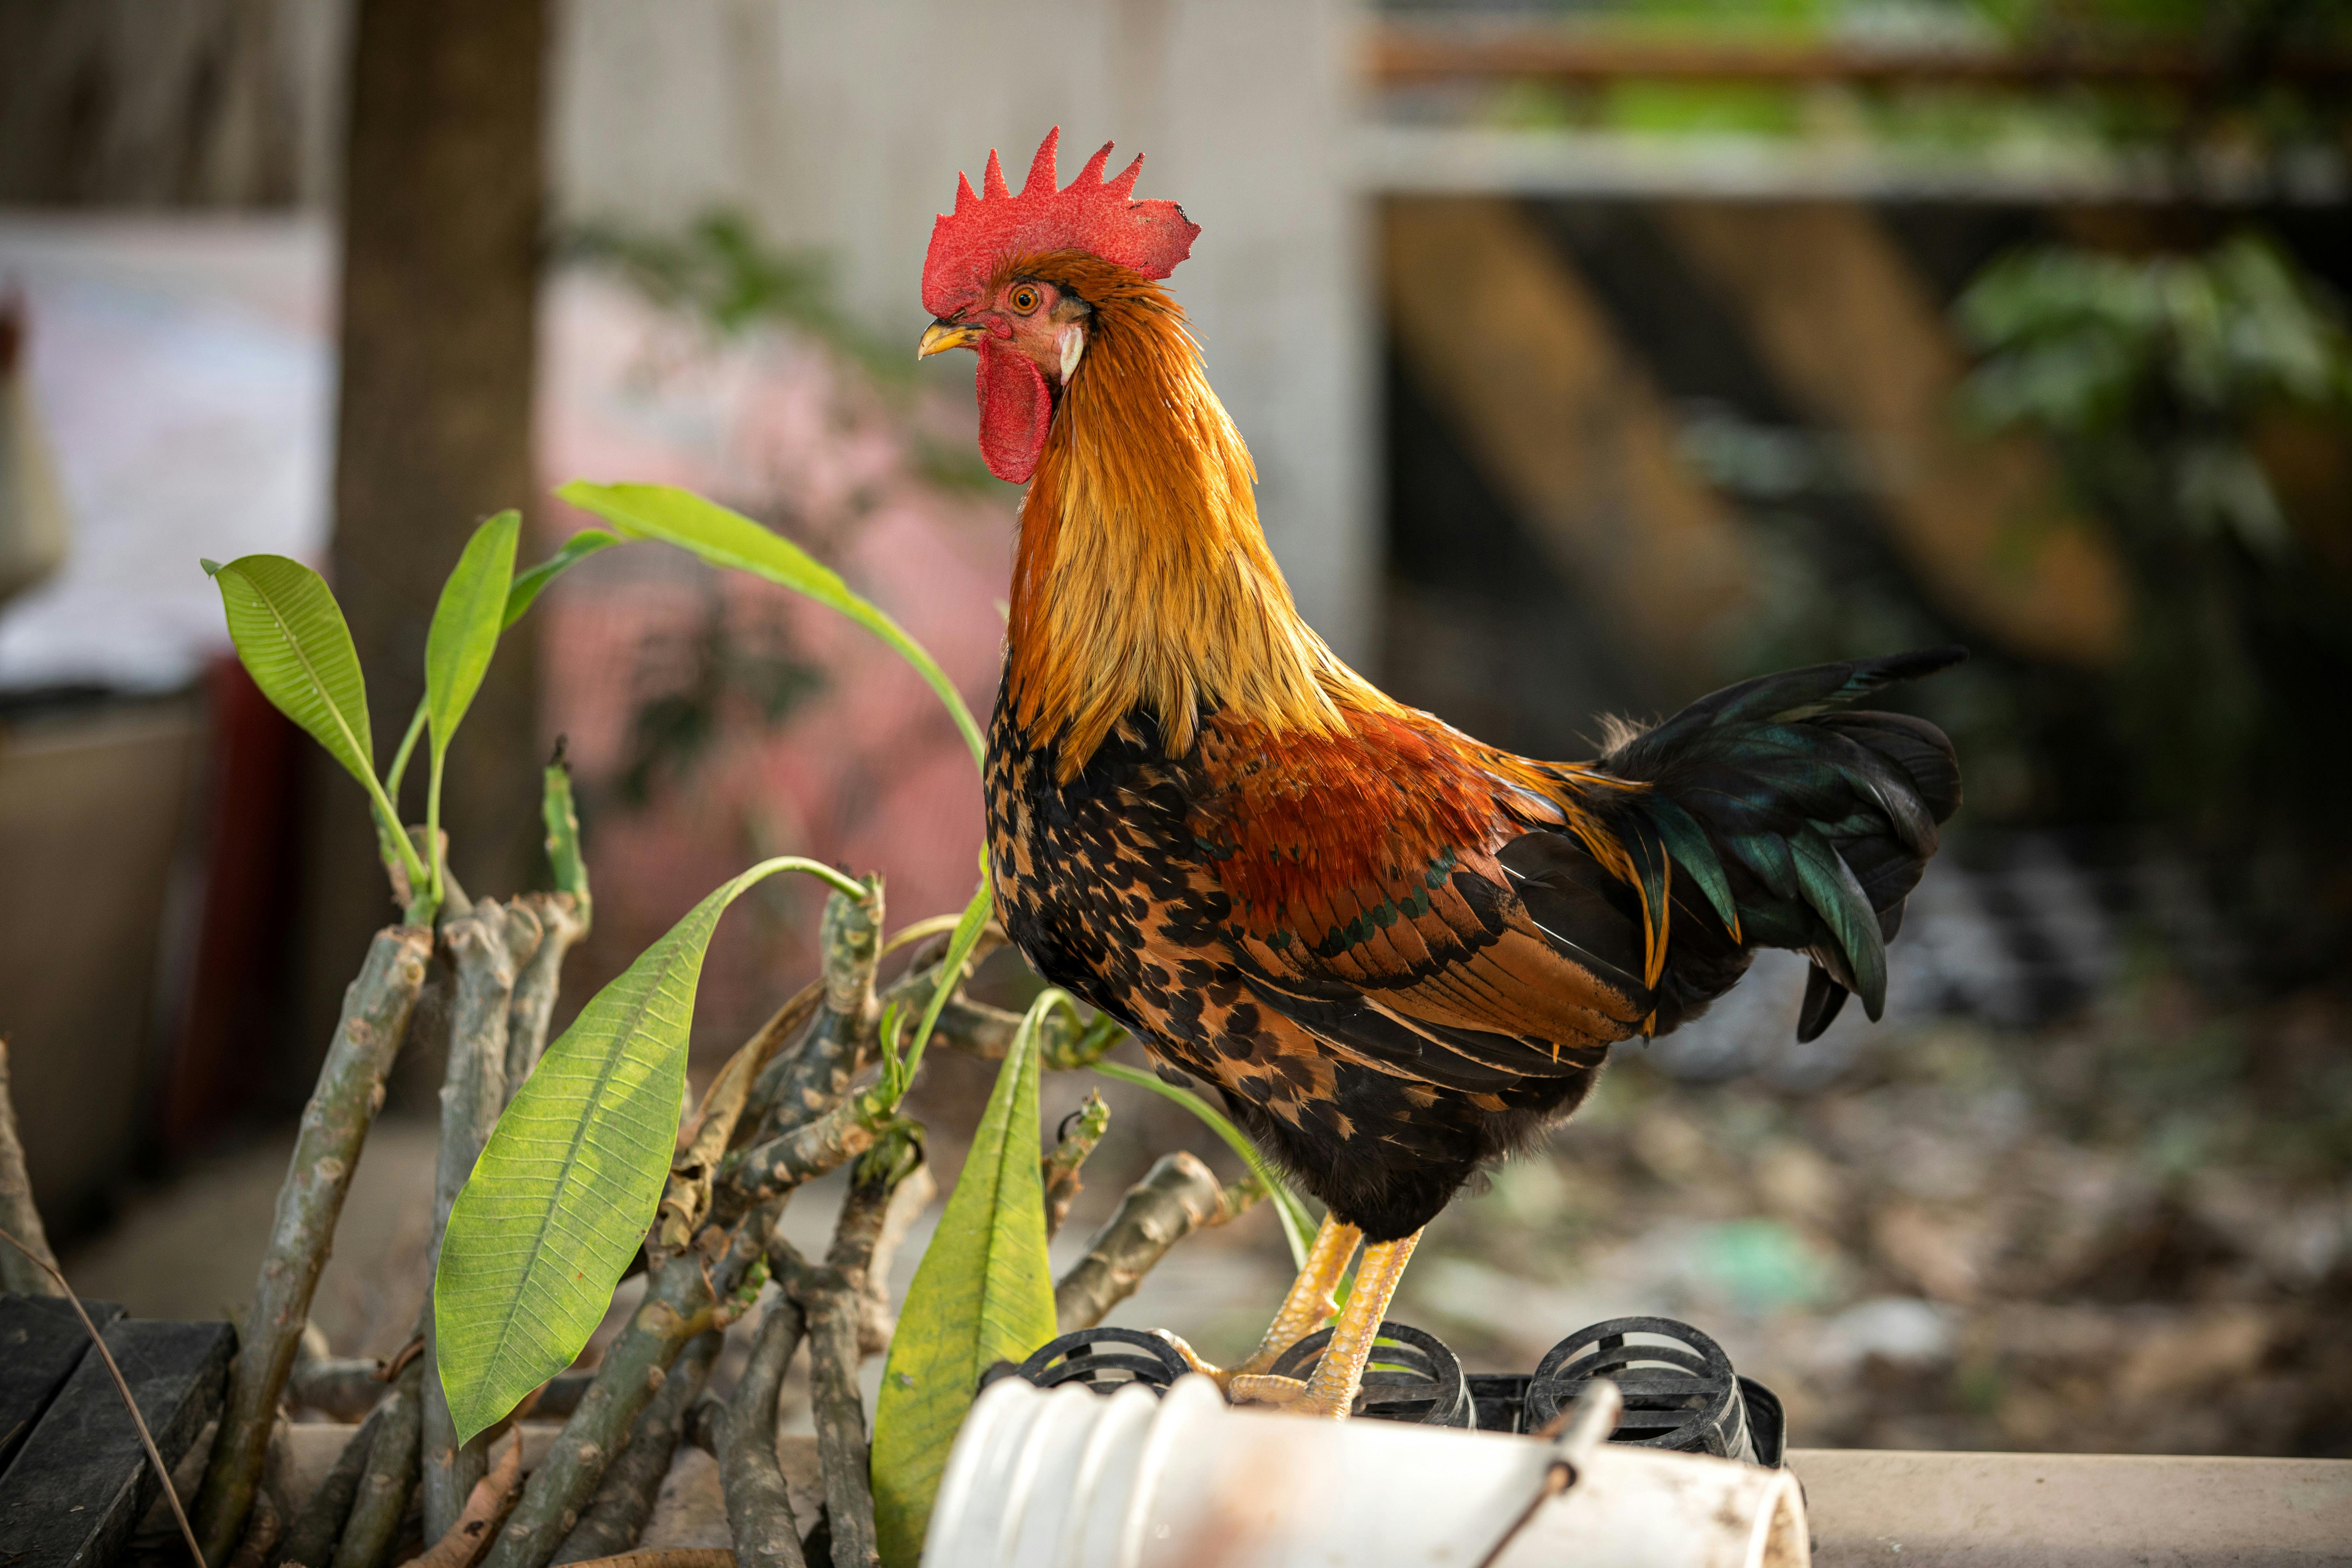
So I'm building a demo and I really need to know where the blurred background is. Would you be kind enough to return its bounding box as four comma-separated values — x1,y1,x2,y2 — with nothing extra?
2,0,2348,1457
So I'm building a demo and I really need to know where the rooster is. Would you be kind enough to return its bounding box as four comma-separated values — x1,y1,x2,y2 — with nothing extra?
918,130,1963,1418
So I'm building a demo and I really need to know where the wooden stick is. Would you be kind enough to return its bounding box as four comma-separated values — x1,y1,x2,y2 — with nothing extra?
720,1297,806,1568
426,899,539,1539
555,1553,734,1568
1054,1153,1264,1332
333,1357,425,1568
0,1040,61,1295
194,924,433,1565
549,1330,721,1564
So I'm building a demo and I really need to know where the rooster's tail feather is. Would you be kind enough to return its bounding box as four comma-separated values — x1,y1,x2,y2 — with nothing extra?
1586,647,1965,1041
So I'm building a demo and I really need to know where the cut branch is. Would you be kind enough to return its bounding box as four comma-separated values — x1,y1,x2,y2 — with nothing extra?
275,1388,392,1566
0,1039,61,1295
667,882,881,1252
1041,1091,1109,1241
748,880,882,1130
549,1330,721,1564
719,1093,895,1207
427,897,539,1539
482,1216,770,1568
193,924,433,1564
505,890,587,1093
1054,1153,1264,1332
767,1125,927,1568
721,1295,806,1568
828,1132,933,1358
653,984,823,1255
334,1356,426,1568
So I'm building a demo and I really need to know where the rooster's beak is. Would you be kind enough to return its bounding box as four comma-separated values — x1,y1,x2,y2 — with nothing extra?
918,320,981,358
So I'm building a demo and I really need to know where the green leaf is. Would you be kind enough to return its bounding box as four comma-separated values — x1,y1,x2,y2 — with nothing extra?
556,480,985,771
205,554,427,894
425,510,521,754
1091,1059,1314,1270
872,990,1060,1566
433,853,866,1443
206,554,377,794
385,526,618,808
504,527,617,628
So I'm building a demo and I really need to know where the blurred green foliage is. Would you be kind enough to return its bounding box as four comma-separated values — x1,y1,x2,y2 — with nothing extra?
1956,234,2352,839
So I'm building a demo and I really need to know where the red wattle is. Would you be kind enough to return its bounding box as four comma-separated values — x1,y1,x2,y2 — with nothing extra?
976,340,1052,484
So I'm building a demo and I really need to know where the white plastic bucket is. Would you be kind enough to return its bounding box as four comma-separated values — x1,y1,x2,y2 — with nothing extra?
924,1373,1809,1568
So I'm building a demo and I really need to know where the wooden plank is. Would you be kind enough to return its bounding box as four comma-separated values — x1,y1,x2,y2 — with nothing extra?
0,1317,232,1566
0,1294,124,1478
1660,201,2127,668
1385,196,1754,700
1369,28,2352,89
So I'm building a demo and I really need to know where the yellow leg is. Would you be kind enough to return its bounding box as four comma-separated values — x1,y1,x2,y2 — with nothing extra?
1230,1228,1422,1418
1155,1213,1361,1390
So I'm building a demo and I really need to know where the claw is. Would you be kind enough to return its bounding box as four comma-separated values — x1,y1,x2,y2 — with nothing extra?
1152,1329,1235,1391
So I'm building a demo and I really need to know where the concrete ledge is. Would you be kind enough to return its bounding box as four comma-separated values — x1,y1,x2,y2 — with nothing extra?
1790,1449,2352,1567
253,1429,2351,1564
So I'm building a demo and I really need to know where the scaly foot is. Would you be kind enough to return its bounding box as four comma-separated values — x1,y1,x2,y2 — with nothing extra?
1150,1214,1363,1398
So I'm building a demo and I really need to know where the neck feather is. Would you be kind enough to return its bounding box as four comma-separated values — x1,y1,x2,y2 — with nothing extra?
1005,266,1370,774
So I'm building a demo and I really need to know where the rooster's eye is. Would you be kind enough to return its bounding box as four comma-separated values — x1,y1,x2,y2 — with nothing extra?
1010,284,1042,313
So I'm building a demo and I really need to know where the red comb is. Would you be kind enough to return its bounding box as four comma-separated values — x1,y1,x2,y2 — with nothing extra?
922,127,1199,319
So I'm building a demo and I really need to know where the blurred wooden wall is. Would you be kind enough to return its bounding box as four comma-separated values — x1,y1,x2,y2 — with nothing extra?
1378,192,2142,749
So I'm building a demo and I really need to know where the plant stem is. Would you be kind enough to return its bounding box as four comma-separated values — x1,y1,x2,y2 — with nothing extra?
1041,1090,1110,1241
193,924,433,1564
332,1358,425,1568
827,1131,933,1358
0,1039,62,1296
721,1295,807,1568
385,697,429,807
424,898,537,1538
1053,1152,1264,1332
426,749,448,906
549,1330,720,1564
721,1092,895,1206
506,891,587,1093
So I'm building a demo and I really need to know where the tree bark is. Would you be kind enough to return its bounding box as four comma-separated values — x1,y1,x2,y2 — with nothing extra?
301,0,547,1105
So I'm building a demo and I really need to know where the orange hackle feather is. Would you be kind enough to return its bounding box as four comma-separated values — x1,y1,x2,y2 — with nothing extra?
1000,249,1645,904
1004,251,1353,772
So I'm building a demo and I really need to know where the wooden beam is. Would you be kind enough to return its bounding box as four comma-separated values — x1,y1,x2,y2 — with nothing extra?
1369,28,2352,89
0,1317,231,1564
1384,197,1753,699
1661,201,2127,668
0,1295,125,1475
